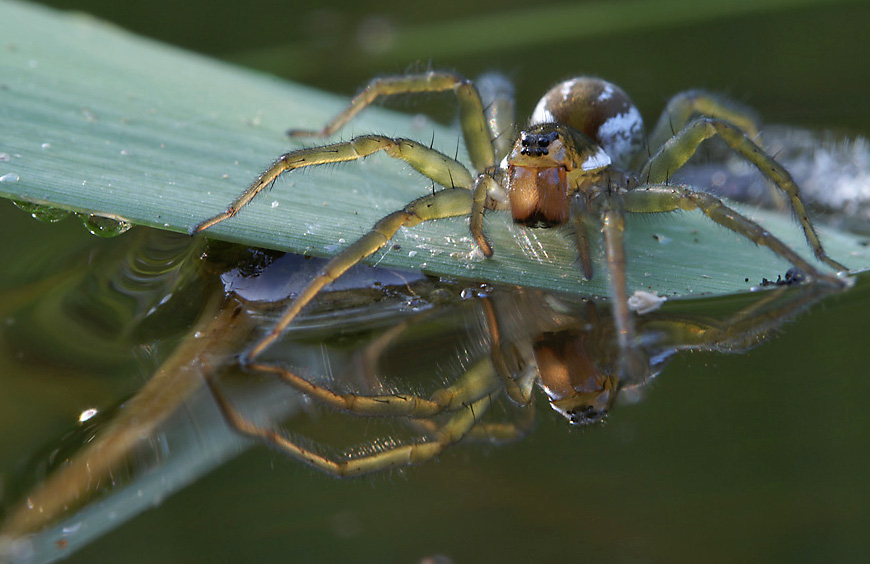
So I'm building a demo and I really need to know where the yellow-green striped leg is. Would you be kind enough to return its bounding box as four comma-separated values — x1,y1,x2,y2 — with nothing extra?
190,135,474,233
288,71,496,172
622,184,843,286
245,188,473,361
639,117,847,273
634,90,761,168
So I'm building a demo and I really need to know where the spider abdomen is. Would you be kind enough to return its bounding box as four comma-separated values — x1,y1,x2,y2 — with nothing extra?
530,77,644,169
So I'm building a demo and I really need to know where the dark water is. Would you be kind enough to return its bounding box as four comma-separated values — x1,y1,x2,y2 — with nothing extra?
3,0,870,562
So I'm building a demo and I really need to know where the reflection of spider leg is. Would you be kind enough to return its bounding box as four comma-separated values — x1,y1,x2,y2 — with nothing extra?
191,136,473,233
245,188,473,360
643,282,835,353
481,297,533,405
355,311,431,390
204,370,494,477
639,91,760,161
249,355,501,418
621,185,842,285
409,399,536,443
638,117,847,272
288,71,496,172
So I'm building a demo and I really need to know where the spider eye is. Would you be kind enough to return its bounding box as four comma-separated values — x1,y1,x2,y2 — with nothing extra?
518,133,554,156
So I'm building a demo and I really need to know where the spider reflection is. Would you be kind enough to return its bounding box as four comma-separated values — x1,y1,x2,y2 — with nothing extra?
206,274,835,477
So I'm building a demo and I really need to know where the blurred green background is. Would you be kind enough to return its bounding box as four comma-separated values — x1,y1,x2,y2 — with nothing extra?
3,0,870,562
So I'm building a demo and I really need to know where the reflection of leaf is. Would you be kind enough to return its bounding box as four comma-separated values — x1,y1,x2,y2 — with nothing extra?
1,2,867,299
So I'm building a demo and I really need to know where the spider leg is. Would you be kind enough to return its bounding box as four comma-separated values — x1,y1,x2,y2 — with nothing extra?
288,71,496,172
635,90,760,168
204,368,495,477
570,194,595,280
475,72,517,162
470,172,506,257
191,136,474,233
248,354,501,418
621,184,844,286
246,188,473,361
600,199,646,383
638,117,847,273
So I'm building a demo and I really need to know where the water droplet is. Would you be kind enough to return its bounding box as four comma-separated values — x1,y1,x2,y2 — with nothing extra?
271,200,279,208
41,143,51,150
11,200,71,223
0,153,11,162
79,214,133,237
0,172,19,183
78,408,98,423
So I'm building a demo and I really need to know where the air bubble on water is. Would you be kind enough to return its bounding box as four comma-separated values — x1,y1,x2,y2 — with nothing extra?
78,408,98,423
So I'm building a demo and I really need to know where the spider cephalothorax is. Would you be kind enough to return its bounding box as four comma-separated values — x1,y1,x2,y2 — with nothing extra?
192,70,849,475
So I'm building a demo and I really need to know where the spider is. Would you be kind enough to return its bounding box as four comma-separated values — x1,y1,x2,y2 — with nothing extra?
191,71,849,472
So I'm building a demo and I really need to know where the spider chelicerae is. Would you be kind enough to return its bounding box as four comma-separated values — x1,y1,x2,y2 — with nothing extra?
192,71,849,475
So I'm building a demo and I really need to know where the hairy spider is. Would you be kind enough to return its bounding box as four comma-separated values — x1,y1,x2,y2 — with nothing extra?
192,71,848,471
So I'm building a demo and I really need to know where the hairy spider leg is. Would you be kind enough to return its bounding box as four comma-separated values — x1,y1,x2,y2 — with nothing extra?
469,173,503,257
287,71,496,172
245,188,473,360
635,90,761,167
204,357,498,477
621,184,840,285
475,72,517,162
639,117,847,273
190,135,474,233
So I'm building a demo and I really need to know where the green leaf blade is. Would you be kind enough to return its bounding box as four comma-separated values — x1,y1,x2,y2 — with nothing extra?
1,0,867,298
